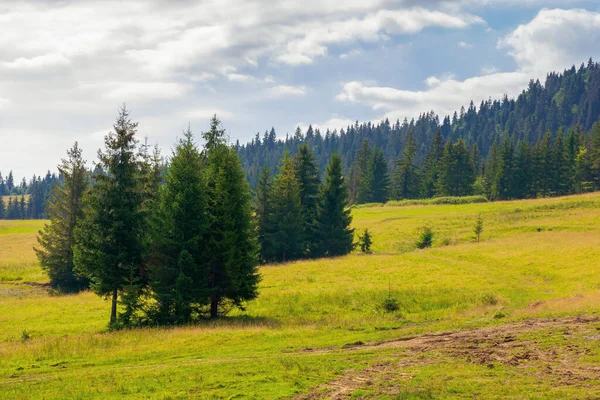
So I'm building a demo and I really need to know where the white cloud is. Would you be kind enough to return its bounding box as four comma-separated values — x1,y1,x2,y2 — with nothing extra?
458,41,473,48
180,108,234,120
105,82,190,100
1,53,71,70
266,85,307,97
336,8,600,122
498,8,600,74
340,49,363,59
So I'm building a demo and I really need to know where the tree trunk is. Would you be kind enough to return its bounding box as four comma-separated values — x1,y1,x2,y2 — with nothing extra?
210,296,219,319
110,288,118,325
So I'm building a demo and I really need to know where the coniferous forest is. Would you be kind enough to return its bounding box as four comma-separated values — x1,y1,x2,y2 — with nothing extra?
34,107,354,327
5,61,600,222
237,60,600,202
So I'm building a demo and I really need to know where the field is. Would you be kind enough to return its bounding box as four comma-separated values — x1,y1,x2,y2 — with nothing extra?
1,193,600,398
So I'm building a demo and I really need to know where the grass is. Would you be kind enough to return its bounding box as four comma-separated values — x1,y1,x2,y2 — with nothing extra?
1,193,600,398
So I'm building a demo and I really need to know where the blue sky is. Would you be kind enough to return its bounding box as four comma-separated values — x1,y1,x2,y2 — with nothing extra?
1,0,600,179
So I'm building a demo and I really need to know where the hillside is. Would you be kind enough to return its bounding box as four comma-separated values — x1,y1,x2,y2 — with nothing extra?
1,193,600,398
237,60,600,187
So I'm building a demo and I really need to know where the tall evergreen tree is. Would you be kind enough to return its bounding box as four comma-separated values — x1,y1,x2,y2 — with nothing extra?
254,166,274,263
421,130,444,198
591,122,600,189
268,150,304,262
393,129,420,199
314,153,354,257
354,139,373,204
436,139,475,197
371,149,390,203
203,116,260,318
35,143,89,291
149,129,208,324
294,144,320,256
74,106,148,326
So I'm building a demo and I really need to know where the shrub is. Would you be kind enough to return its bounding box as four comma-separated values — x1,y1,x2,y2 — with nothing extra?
21,329,31,341
381,297,400,312
474,212,484,242
415,227,434,249
357,229,373,254
481,293,499,305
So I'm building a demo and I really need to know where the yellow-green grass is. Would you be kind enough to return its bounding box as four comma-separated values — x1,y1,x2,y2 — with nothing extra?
0,220,46,283
1,193,600,398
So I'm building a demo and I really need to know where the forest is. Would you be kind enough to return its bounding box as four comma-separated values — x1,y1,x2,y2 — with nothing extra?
4,61,600,220
34,108,354,327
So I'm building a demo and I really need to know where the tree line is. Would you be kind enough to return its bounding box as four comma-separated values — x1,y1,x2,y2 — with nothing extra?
35,107,355,327
254,144,354,264
236,60,600,190
348,122,600,203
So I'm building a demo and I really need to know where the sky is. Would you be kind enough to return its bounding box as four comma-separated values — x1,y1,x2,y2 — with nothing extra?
2,0,600,180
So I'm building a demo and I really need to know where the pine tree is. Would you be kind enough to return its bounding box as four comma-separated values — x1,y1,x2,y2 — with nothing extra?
358,229,373,254
421,130,444,198
436,139,475,197
18,195,26,219
371,149,390,203
6,171,14,194
314,153,354,257
269,150,304,262
393,129,420,199
35,143,89,291
149,128,208,324
354,140,373,204
74,106,148,327
513,141,533,198
294,144,320,257
254,166,274,263
203,116,260,318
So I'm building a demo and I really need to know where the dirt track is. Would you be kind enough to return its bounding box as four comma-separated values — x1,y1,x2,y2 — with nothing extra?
297,316,600,399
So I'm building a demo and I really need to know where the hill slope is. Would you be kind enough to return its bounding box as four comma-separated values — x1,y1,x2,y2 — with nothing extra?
1,193,600,398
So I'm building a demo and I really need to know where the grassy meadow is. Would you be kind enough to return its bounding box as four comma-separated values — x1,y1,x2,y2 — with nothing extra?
1,193,600,398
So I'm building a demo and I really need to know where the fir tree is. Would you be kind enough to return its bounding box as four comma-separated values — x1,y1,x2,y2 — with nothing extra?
314,153,354,257
421,130,444,198
35,143,89,291
268,150,304,262
202,116,260,318
254,166,274,263
393,128,420,199
294,144,320,257
371,149,390,203
74,106,148,327
354,140,373,204
149,128,208,324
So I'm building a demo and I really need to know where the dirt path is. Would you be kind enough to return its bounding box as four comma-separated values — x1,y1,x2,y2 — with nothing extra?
297,316,600,399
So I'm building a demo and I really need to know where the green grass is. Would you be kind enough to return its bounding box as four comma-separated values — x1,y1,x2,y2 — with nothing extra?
1,193,600,398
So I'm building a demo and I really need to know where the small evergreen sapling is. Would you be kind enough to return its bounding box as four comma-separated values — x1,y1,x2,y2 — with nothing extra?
416,227,434,249
358,228,373,254
474,212,484,242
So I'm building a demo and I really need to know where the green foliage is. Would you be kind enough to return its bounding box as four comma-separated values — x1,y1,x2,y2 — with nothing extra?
254,166,274,264
202,116,260,318
393,128,420,200
474,212,484,243
35,142,89,292
357,228,373,254
73,106,148,326
314,153,354,257
268,150,304,262
294,144,321,257
383,195,488,208
148,128,208,324
415,227,434,249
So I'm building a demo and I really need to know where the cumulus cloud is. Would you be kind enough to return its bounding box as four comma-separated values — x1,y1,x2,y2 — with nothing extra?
266,85,307,97
458,41,473,48
336,8,600,123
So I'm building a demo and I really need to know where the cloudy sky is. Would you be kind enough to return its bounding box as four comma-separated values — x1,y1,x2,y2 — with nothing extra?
2,0,600,180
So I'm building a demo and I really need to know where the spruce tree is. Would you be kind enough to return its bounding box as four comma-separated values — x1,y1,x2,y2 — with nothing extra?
149,129,208,324
294,144,320,257
436,139,475,197
269,150,304,262
421,130,444,198
354,140,373,204
74,106,148,327
203,116,260,318
393,129,420,199
315,153,354,257
35,143,89,291
371,149,390,203
254,166,274,263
